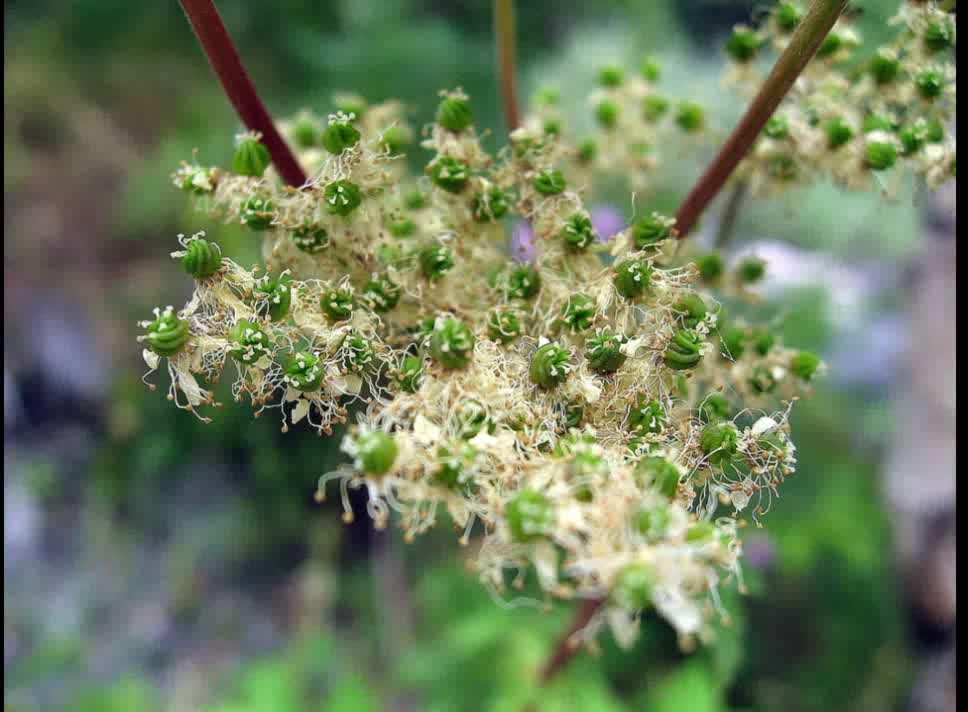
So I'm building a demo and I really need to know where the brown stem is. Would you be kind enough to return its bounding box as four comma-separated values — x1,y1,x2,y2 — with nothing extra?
494,0,521,132
178,0,307,188
538,597,606,683
674,0,848,238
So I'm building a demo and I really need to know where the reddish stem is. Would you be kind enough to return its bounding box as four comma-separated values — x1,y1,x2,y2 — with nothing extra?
495,0,522,132
179,0,307,188
538,597,606,683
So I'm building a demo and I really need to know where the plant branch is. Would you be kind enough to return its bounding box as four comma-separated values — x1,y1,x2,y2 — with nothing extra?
178,0,307,188
537,0,848,689
494,0,521,132
674,0,848,238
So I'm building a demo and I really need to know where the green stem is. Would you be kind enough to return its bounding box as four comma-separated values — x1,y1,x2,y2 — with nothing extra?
674,0,848,238
494,0,521,132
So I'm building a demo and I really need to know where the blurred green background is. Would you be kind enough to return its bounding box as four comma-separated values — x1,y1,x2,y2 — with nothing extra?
4,1,949,710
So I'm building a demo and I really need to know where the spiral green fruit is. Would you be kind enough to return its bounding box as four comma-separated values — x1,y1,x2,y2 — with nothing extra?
354,431,398,476
321,117,361,154
471,187,510,222
700,422,740,467
865,140,898,171
694,252,724,283
560,293,596,332
561,213,596,250
635,505,670,541
634,455,680,499
428,156,470,194
324,180,363,216
869,50,899,84
613,257,652,299
923,19,955,53
774,1,803,32
379,125,411,155
528,342,571,389
181,237,222,279
398,354,423,393
925,117,945,143
453,399,493,440
825,117,854,150
240,195,276,230
719,325,747,360
675,101,705,132
764,115,790,140
613,562,656,610
404,190,427,211
504,264,541,300
255,273,292,322
642,95,669,123
726,27,761,63
664,329,703,371
363,273,401,313
532,168,567,195
487,310,522,344
321,287,355,322
285,351,323,391
863,112,896,133
916,69,945,100
143,307,190,357
899,121,929,155
291,224,329,254
595,99,619,129
674,293,707,329
576,138,597,163
817,31,844,58
434,442,477,493
698,393,730,423
598,63,624,87
506,488,555,543
790,350,820,381
628,396,665,435
749,327,775,356
290,112,319,148
429,317,475,369
436,95,473,132
340,333,374,372
232,135,270,177
640,55,661,81
632,213,673,248
419,244,455,281
174,164,216,194
228,319,271,364
543,118,561,135
585,329,627,374
750,364,777,394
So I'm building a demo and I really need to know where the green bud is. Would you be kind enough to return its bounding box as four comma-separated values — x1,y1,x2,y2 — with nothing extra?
143,306,190,357
664,329,703,371
181,237,222,279
726,27,761,63
487,310,522,344
362,273,401,313
736,256,766,283
598,64,624,87
291,224,329,253
719,325,747,360
685,520,716,542
585,329,628,374
825,116,855,150
916,69,945,100
817,31,844,58
695,252,724,283
232,134,270,177
354,431,398,476
774,2,803,33
628,395,665,435
530,342,572,389
698,393,730,423
471,187,510,222
865,139,898,171
595,99,620,129
429,317,475,369
533,168,567,195
379,125,412,155
577,138,598,163
613,257,652,300
790,350,820,381
923,19,955,53
926,117,945,143
560,293,596,332
749,327,775,356
340,332,374,372
642,95,670,123
324,180,363,216
750,363,777,394
240,195,276,230
228,319,271,364
700,422,740,467
290,111,320,148
255,273,292,322
764,114,790,140
428,156,470,193
767,154,798,181
453,399,493,440
404,189,428,210
333,93,367,119
675,101,705,132
613,562,656,609
506,488,555,543
899,120,929,155
320,287,355,322
674,292,707,329
321,115,361,154
285,351,323,392
869,49,900,84
635,505,670,541
634,455,680,498
387,216,417,238
398,354,423,393
419,243,455,281
174,163,216,194
532,85,560,106
632,212,674,248
561,212,596,251
863,112,896,134
434,442,477,493
503,264,541,300
640,55,661,81
564,401,584,430
436,94,473,132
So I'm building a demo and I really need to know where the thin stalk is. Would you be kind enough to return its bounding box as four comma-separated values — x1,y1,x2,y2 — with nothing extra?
179,0,307,188
538,0,848,687
674,0,848,237
494,0,522,132
714,179,749,249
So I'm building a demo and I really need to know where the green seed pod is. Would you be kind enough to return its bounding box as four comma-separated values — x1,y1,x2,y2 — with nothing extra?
428,156,470,194
825,116,855,150
340,333,374,372
774,1,803,32
532,168,567,195
750,327,775,356
585,329,628,374
561,212,596,251
736,256,766,284
398,354,423,393
916,69,945,100
664,329,703,371
434,441,477,493
353,431,398,476
232,134,270,177
471,187,510,222
865,139,898,171
321,115,361,155
698,393,730,423
429,317,475,369
560,293,596,332
695,252,724,283
635,505,670,541
255,273,292,322
181,237,222,279
240,195,276,230
143,306,190,357
598,63,624,87
925,117,945,143
790,350,820,381
324,180,363,216
634,455,680,499
726,27,761,63
595,99,619,129
379,125,412,155
436,94,473,132
576,138,597,163
285,351,323,392
613,562,656,610
674,292,707,329
530,342,572,389
228,319,271,364
404,189,427,211
685,520,716,542
750,363,777,394
613,258,652,299
675,101,705,132
642,95,670,123
899,120,929,155
487,310,522,344
320,287,355,322
719,325,747,360
554,433,606,501
453,399,493,440
869,49,899,84
817,31,844,58
387,216,417,238
640,55,661,81
363,273,401,313
700,422,740,467
863,112,896,133
632,212,674,248
764,115,790,140
289,111,320,148
291,224,329,254
628,395,666,435
506,488,555,543
923,19,955,53
504,264,541,300
419,244,455,281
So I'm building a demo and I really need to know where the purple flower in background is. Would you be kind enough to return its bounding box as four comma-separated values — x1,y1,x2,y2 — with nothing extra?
743,533,776,570
510,220,535,262
590,205,625,241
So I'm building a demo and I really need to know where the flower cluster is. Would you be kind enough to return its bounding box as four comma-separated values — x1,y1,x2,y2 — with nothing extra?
141,1,951,652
